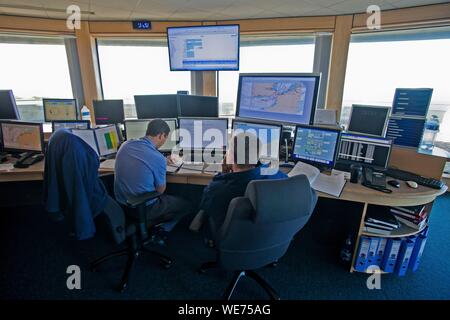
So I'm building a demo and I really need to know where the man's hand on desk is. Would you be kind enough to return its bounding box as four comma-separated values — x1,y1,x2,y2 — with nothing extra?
166,154,183,167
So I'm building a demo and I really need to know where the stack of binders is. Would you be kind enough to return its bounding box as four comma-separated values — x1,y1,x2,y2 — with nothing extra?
354,227,429,275
390,205,428,231
364,208,400,235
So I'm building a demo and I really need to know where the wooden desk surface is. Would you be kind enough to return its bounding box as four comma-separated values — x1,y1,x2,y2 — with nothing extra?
1,159,447,206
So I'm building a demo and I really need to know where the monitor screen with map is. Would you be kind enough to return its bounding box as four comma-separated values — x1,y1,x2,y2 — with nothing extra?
0,121,44,152
236,73,320,125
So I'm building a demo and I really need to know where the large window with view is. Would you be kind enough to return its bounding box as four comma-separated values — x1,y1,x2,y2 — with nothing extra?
97,39,191,119
0,35,74,122
218,36,316,116
342,27,450,157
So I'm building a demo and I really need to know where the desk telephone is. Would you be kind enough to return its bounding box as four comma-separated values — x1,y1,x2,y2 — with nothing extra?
361,166,392,193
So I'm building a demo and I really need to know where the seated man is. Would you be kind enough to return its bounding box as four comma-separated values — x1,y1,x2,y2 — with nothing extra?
114,119,191,240
195,132,288,242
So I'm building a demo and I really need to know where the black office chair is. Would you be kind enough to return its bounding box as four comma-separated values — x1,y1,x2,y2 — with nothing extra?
199,175,317,300
44,128,172,293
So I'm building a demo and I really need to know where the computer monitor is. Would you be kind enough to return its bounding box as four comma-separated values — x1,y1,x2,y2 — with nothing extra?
93,100,125,125
292,125,341,169
52,120,90,131
134,95,179,119
178,95,218,117
0,121,43,153
236,73,320,125
43,98,78,122
0,90,20,120
335,133,392,171
347,105,390,137
179,117,228,150
167,24,239,71
124,118,178,152
232,120,282,160
71,129,99,156
94,125,122,157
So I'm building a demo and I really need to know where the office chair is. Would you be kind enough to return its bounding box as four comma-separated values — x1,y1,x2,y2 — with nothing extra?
44,129,172,293
198,175,317,300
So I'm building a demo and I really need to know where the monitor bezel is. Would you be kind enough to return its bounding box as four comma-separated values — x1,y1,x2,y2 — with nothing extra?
42,98,78,122
0,120,44,153
0,90,20,120
93,99,125,125
51,120,91,132
291,124,341,168
347,104,391,138
167,24,240,72
177,94,219,118
232,118,283,160
134,94,179,119
336,132,393,170
235,73,320,125
178,116,229,151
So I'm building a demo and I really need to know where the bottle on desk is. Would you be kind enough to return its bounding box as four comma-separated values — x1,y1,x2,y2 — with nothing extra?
81,105,92,125
420,115,439,151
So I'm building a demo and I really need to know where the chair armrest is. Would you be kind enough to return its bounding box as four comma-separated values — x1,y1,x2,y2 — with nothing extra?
126,191,161,208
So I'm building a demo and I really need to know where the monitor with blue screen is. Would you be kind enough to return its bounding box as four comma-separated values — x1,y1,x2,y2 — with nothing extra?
232,120,281,160
292,125,341,168
236,73,320,125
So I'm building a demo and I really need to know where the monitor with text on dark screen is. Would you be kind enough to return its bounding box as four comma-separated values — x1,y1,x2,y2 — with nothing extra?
167,25,239,71
347,105,391,137
178,95,218,117
236,73,320,125
0,90,20,120
335,133,392,171
134,95,179,119
292,125,341,169
93,100,125,125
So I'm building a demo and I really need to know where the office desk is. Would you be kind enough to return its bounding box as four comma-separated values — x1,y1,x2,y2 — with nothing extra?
1,159,447,274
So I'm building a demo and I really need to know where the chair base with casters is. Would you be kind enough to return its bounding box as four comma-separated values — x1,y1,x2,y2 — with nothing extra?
90,191,173,293
198,261,280,300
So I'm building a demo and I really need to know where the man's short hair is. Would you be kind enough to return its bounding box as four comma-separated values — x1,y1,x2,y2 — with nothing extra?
146,119,170,137
233,132,261,168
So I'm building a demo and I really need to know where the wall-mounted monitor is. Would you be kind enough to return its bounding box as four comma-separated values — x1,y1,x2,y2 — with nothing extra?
167,24,240,71
236,73,320,125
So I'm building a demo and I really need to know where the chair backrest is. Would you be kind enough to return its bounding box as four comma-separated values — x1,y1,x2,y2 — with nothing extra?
216,175,317,270
44,129,125,242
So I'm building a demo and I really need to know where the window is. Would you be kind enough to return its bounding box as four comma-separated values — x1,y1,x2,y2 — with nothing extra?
97,39,191,119
342,27,450,153
0,35,74,122
218,36,315,116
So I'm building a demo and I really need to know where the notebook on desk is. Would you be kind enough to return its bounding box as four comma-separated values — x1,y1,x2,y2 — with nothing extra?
288,161,346,197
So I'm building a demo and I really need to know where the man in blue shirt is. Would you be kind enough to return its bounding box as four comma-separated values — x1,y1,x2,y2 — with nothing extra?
194,132,288,241
115,119,191,235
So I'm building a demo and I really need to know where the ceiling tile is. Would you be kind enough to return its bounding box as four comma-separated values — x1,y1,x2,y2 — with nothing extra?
272,0,324,16
91,0,139,11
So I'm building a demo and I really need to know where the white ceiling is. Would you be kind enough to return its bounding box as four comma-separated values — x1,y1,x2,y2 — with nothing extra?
0,0,448,21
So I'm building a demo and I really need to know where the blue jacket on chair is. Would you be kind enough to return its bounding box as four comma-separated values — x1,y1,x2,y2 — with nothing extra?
44,129,108,240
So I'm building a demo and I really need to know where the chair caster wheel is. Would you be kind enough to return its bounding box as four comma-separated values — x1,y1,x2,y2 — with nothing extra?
163,261,172,269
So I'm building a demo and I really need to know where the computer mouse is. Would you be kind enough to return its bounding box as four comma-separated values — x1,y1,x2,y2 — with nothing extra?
406,181,418,189
388,180,400,188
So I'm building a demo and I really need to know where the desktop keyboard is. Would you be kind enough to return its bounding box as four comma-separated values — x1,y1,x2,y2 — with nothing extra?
384,167,445,190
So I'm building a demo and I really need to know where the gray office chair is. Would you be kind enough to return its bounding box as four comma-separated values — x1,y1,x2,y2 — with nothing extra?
199,175,317,300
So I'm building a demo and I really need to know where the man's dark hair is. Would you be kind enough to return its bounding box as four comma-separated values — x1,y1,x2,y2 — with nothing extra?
146,119,170,137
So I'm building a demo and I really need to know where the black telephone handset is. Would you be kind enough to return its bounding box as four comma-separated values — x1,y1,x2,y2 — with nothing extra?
362,166,392,193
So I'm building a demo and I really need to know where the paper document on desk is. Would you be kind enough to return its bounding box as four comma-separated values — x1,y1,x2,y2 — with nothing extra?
0,163,14,171
288,161,345,197
178,163,205,174
204,163,223,174
99,159,115,169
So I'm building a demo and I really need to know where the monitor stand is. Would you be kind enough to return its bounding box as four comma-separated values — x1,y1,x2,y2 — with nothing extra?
14,152,44,168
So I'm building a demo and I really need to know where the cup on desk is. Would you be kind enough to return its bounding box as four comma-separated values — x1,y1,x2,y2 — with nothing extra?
350,164,362,183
